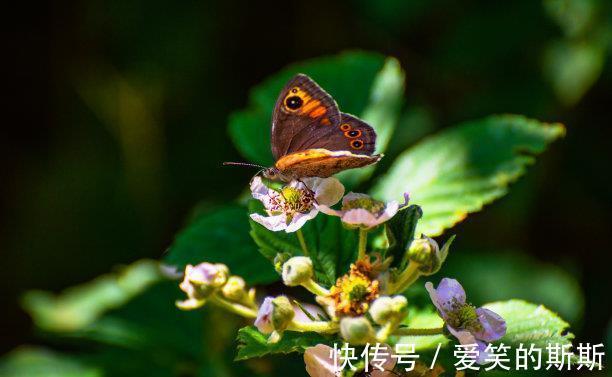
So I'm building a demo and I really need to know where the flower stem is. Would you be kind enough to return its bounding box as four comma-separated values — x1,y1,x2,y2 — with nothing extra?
387,262,421,294
288,319,339,334
393,327,445,336
357,228,368,260
209,294,257,318
302,278,330,296
296,229,310,257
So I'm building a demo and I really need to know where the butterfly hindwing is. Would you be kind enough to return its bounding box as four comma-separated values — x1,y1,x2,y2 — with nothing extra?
271,74,341,159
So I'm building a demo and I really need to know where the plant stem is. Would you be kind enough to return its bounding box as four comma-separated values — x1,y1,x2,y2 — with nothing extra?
296,229,310,257
357,228,368,260
209,295,258,318
302,279,330,296
288,320,339,334
393,327,445,336
387,262,421,294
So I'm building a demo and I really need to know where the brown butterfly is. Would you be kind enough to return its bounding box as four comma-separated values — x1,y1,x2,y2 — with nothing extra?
226,74,382,181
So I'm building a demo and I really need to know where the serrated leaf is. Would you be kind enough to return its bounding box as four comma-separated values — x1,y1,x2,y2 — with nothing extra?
22,259,163,332
483,300,574,353
384,204,422,268
235,326,332,360
0,347,102,377
371,115,565,236
249,201,358,286
164,204,277,285
229,51,386,166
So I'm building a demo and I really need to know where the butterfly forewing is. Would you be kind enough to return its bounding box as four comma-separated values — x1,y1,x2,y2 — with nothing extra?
271,74,341,159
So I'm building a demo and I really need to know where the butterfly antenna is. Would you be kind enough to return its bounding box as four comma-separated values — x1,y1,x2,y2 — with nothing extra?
222,161,266,169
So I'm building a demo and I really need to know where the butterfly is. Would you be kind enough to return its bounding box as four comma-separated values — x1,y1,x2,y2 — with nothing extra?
265,74,382,181
226,74,382,181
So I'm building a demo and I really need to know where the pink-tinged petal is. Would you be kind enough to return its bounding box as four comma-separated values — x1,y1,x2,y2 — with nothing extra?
341,192,370,206
254,297,274,334
303,177,344,206
447,325,478,345
316,204,344,217
435,278,466,311
476,340,490,365
250,213,288,232
474,307,506,342
370,344,397,377
304,344,339,377
285,210,318,233
250,176,271,201
292,302,326,322
341,208,380,228
376,200,400,223
400,193,410,208
425,281,446,318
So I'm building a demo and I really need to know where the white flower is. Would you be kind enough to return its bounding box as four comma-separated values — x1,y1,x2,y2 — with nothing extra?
250,176,344,233
318,193,409,229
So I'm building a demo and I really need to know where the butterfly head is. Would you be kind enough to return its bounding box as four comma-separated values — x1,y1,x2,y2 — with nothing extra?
262,167,291,182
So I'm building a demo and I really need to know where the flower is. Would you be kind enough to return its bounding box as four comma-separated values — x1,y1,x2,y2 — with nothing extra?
282,256,314,286
304,344,397,377
176,262,229,310
250,176,344,232
369,295,408,325
426,278,506,364
339,316,375,344
254,296,295,342
318,192,409,229
326,262,379,316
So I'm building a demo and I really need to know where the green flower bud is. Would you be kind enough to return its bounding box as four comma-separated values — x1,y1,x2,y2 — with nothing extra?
282,256,313,286
271,296,295,332
340,316,375,345
369,295,408,325
407,236,443,275
221,276,246,301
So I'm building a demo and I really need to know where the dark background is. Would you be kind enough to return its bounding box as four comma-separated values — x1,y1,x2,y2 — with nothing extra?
2,0,610,360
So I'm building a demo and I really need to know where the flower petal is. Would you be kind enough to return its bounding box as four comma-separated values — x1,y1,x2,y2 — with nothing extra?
476,340,490,365
285,210,318,233
474,307,507,342
304,344,339,377
255,297,274,334
375,200,400,223
250,213,288,232
250,176,271,201
317,204,344,217
435,278,466,311
425,281,447,318
303,177,345,206
341,208,381,228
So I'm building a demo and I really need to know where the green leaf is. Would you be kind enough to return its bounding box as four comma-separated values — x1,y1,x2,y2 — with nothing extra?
164,204,278,285
384,204,422,268
228,51,387,166
235,326,332,360
484,300,574,357
21,259,163,332
371,115,565,236
249,201,358,286
442,250,584,323
0,347,102,377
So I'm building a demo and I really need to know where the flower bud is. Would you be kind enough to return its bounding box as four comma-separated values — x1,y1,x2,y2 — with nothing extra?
369,295,408,325
176,262,229,310
254,296,295,336
407,236,442,275
221,275,246,302
340,316,375,345
274,252,292,274
282,256,313,286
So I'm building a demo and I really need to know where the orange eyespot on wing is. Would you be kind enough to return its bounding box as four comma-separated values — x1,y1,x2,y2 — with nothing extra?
275,148,382,179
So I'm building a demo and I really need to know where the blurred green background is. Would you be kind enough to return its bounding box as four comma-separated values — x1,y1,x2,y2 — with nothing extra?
2,0,611,374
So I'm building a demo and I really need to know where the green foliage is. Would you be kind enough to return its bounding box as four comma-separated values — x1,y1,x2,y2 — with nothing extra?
164,204,277,285
0,347,101,377
22,259,163,332
236,326,332,361
371,115,565,236
484,300,575,357
249,200,357,286
442,251,584,323
384,204,422,268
